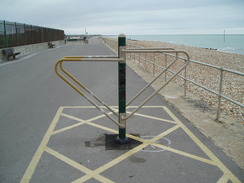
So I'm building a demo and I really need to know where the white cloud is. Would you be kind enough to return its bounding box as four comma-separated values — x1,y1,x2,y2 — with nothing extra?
0,0,244,34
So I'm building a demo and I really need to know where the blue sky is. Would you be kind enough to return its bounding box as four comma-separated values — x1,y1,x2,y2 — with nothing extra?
1,0,244,35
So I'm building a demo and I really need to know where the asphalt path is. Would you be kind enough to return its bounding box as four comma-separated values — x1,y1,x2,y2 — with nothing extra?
0,38,115,182
0,38,243,183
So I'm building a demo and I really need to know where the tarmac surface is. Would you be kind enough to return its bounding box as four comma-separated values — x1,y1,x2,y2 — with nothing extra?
0,37,243,183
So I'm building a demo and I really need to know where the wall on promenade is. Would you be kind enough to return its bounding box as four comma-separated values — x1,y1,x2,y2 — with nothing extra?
0,40,65,62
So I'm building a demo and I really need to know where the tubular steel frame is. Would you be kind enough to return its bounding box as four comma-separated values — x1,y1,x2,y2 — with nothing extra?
123,49,190,120
54,35,190,140
55,56,123,128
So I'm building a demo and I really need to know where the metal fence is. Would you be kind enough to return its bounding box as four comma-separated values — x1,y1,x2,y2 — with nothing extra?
0,20,64,48
102,37,244,121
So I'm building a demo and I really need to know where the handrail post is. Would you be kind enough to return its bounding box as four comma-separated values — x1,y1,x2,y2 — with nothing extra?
153,53,156,75
144,53,147,71
216,68,224,121
184,58,187,97
165,54,167,82
117,34,128,143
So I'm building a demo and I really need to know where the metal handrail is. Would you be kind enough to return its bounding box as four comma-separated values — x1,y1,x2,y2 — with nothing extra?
54,50,190,126
55,56,124,128
59,60,118,118
124,42,244,120
122,49,190,120
166,53,244,76
126,52,178,106
102,37,243,120
125,47,175,50
65,55,118,59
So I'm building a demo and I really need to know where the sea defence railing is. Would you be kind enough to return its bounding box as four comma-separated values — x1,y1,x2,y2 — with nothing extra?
55,34,190,142
102,37,244,121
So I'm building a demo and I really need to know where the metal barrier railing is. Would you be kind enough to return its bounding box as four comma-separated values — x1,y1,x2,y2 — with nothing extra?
166,54,244,120
123,48,190,120
102,37,244,121
55,34,190,143
128,48,244,120
55,56,122,128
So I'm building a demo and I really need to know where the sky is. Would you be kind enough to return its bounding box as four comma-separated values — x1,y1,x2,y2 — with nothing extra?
1,0,244,35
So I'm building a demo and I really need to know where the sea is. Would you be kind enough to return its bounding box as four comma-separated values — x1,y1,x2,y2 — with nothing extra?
106,34,244,55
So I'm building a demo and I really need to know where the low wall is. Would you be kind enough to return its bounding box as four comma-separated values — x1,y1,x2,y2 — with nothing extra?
0,40,65,62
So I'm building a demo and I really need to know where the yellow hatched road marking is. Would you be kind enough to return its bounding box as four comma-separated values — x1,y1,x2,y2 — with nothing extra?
45,147,115,183
216,174,230,183
20,107,64,183
51,112,113,135
61,113,118,134
72,125,180,183
134,112,177,124
153,143,216,166
52,121,85,135
20,106,242,183
163,106,241,183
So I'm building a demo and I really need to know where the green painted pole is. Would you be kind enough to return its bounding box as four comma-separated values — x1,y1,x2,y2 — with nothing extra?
117,34,128,144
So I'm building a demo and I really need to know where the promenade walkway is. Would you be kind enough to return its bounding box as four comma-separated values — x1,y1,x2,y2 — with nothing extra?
0,38,243,183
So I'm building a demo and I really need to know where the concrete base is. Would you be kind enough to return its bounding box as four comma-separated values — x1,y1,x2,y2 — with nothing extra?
0,40,65,62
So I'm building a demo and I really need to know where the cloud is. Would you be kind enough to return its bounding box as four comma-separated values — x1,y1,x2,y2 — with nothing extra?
0,0,244,34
